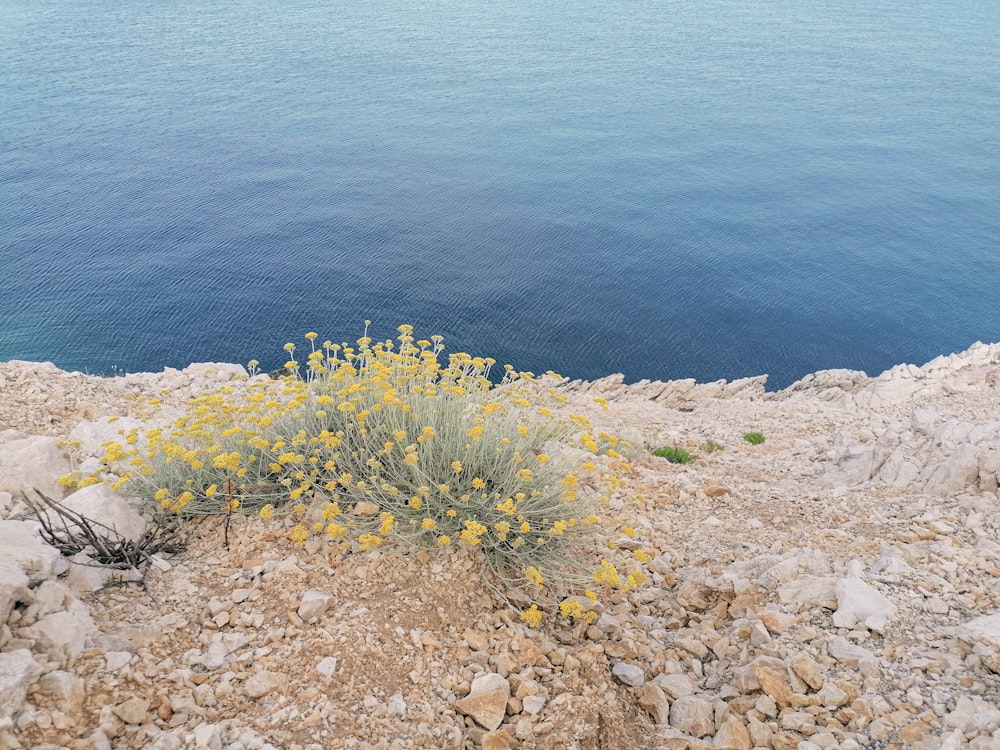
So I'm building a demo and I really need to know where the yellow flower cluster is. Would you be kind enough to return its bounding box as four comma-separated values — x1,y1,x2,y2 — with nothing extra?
69,324,642,613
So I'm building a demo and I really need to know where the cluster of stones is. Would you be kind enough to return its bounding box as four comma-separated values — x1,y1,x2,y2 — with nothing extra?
1,343,1000,749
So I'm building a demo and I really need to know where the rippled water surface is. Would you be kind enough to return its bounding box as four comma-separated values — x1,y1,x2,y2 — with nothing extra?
2,0,998,387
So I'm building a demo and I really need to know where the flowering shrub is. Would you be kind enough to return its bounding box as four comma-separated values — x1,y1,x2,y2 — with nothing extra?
70,325,646,619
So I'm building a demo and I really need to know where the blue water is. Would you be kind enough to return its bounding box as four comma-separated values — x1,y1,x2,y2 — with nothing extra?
1,0,998,388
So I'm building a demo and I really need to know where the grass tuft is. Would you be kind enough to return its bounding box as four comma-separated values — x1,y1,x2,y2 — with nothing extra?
651,445,694,464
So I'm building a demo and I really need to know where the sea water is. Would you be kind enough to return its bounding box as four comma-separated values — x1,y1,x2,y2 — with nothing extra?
1,0,997,387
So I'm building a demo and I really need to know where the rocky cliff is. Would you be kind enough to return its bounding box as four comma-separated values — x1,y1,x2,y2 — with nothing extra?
1,343,999,750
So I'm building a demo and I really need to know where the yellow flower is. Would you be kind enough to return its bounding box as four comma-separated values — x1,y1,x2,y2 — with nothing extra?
437,484,450,494
404,453,419,466
322,502,341,520
259,504,274,520
446,509,457,518
465,519,487,536
593,559,620,587
305,331,318,340
626,571,647,590
517,425,529,438
524,566,544,587
560,599,584,619
378,512,395,536
535,453,550,464
471,477,486,490
437,535,451,546
421,518,436,530
519,605,542,628
326,523,346,538
290,524,309,545
519,521,531,533
358,533,383,551
517,468,533,482
450,461,463,473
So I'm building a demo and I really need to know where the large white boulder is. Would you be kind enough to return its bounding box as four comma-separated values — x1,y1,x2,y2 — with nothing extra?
16,599,96,669
0,521,61,584
0,435,73,500
60,483,148,544
0,650,43,720
0,556,30,625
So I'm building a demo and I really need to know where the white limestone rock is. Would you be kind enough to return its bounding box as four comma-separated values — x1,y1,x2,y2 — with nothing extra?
776,576,839,612
60,483,148,544
63,550,114,593
954,612,1000,673
654,673,696,699
943,696,1000,734
0,521,61,584
243,670,288,698
0,650,43,720
453,672,510,730
832,564,895,632
32,670,86,715
0,556,30,625
316,656,338,678
192,722,223,750
182,362,249,381
826,636,877,666
668,694,715,738
612,661,645,687
0,435,72,500
297,590,333,622
17,600,97,668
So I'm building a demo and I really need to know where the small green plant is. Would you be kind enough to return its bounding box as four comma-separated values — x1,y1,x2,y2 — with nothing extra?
702,440,725,453
743,432,766,445
651,446,694,464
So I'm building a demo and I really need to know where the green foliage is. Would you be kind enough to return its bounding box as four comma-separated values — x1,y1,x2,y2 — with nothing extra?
742,432,766,445
702,440,725,453
651,445,694,464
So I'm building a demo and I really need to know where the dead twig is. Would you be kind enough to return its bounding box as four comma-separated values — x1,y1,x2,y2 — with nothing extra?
21,488,187,593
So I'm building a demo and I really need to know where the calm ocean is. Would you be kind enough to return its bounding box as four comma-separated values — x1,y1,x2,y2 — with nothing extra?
1,0,997,388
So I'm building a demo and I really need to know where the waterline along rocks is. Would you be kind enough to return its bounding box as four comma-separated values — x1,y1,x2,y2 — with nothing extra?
1,341,999,749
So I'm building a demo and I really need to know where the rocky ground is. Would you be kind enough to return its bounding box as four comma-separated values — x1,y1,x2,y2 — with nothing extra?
1,343,999,750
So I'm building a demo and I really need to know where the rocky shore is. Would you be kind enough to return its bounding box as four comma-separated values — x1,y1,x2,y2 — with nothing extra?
1,342,999,750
